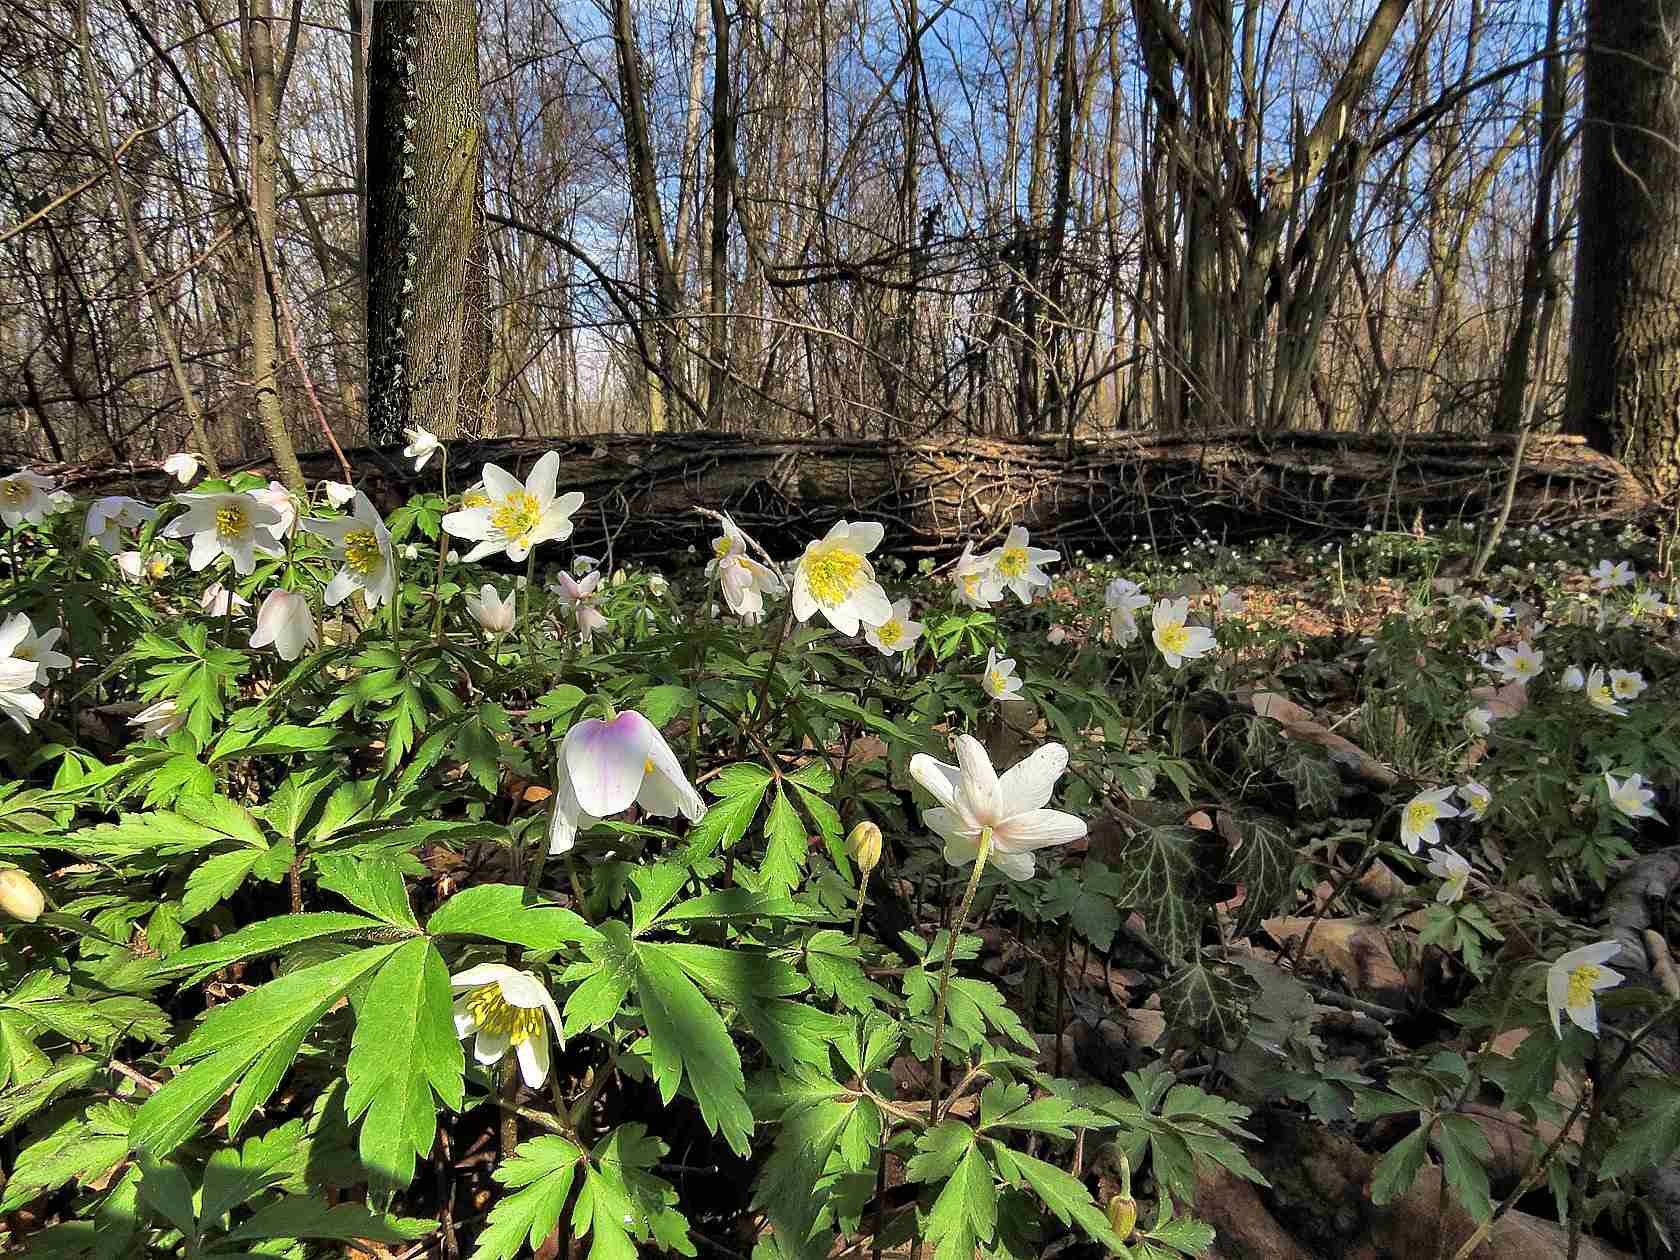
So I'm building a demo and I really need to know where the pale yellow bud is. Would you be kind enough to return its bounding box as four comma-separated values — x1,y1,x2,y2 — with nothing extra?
0,869,45,923
1105,1153,1137,1244
847,821,882,879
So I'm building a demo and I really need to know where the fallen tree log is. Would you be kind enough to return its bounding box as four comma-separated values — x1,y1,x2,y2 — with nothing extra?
44,428,1650,561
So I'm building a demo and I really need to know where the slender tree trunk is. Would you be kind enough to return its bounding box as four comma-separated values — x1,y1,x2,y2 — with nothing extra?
705,0,733,426
365,0,493,444
1563,0,1680,494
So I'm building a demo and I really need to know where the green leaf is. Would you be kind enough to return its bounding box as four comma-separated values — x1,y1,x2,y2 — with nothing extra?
1601,1078,1680,1179
760,787,808,896
223,1197,433,1244
180,850,264,921
344,938,466,1188
1370,1126,1429,1206
1436,1113,1492,1222
529,684,588,724
681,766,772,861
174,794,269,849
261,768,338,841
574,1125,693,1259
1109,824,1205,961
315,854,419,928
155,912,378,985
135,1155,197,1239
1220,812,1299,939
470,1135,585,1260
924,1145,996,1260
428,884,601,950
637,685,693,728
1157,959,1254,1052
0,1109,132,1212
1008,1147,1127,1252
634,944,754,1155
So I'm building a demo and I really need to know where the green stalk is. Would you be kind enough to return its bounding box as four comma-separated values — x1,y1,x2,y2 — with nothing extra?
928,827,992,1122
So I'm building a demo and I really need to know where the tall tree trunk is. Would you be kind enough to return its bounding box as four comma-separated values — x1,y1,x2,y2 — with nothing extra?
1564,0,1680,494
365,0,493,444
705,0,733,426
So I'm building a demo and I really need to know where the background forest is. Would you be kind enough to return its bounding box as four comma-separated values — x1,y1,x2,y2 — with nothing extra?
4,0,1663,480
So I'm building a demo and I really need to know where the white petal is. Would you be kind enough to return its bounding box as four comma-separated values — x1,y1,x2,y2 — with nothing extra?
516,1026,550,1088
565,713,654,818
526,451,560,504
994,808,1086,850
953,735,1000,824
996,743,1069,815
451,962,523,989
909,754,963,811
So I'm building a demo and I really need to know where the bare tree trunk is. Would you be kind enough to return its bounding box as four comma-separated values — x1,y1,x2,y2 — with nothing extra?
705,0,733,426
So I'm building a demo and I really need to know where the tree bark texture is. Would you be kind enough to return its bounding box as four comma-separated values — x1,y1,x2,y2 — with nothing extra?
1564,0,1680,496
366,0,493,444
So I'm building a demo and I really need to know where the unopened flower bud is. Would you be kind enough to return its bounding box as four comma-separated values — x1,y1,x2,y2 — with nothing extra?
1105,1153,1137,1243
847,821,882,879
0,869,45,923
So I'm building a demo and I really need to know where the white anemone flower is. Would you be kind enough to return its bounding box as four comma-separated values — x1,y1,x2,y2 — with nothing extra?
907,733,1087,881
1475,595,1512,625
1400,786,1459,853
301,491,396,609
546,710,705,855
322,480,358,508
1492,640,1544,684
442,452,584,563
707,515,784,618
1547,941,1624,1037
1608,668,1647,700
403,427,442,473
200,583,250,616
250,590,317,661
450,963,563,1088
253,482,298,540
464,585,517,637
1457,781,1492,821
983,526,1060,605
1588,559,1634,591
1464,707,1493,737
130,698,186,739
1108,605,1141,645
0,614,70,685
1584,667,1628,717
1151,598,1216,669
790,521,893,634
952,543,1002,609
865,598,923,657
162,452,201,484
982,647,1022,701
161,491,283,574
84,496,157,551
1605,773,1659,822
0,471,57,529
0,660,44,731
550,571,608,642
1106,577,1150,613
1629,590,1662,618
1427,846,1472,904
1560,665,1586,692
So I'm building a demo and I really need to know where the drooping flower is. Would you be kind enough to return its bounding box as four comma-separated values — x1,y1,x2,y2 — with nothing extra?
1427,846,1472,904
1584,667,1628,717
907,733,1087,881
253,481,298,540
0,471,57,529
464,584,517,637
162,452,201,484
1457,781,1492,821
1399,786,1459,853
952,543,1002,609
550,571,608,642
1151,598,1216,669
1492,640,1544,684
983,526,1060,605
322,481,358,508
84,496,157,551
161,491,284,574
1588,559,1634,591
1547,941,1624,1037
0,659,43,731
1560,665,1586,692
116,550,173,583
790,521,893,634
130,698,186,739
981,647,1022,701
1608,668,1647,701
1464,707,1493,737
546,710,705,855
1605,772,1659,822
707,514,784,618
301,491,396,609
0,614,70,685
450,963,563,1088
865,598,924,657
442,452,584,563
249,590,317,661
200,583,250,617
403,427,442,472
572,554,600,576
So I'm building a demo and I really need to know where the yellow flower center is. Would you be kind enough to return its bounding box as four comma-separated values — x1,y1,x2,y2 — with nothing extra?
713,536,735,560
1405,801,1438,833
147,556,168,578
1157,624,1190,654
988,668,1010,693
466,983,545,1047
1614,790,1639,813
0,481,26,505
13,644,34,661
997,547,1027,578
462,489,490,509
1589,685,1614,708
1512,658,1535,675
344,529,383,575
961,574,980,596
489,491,541,543
877,617,903,646
804,547,863,607
1566,964,1600,1008
215,505,248,540
1612,677,1637,697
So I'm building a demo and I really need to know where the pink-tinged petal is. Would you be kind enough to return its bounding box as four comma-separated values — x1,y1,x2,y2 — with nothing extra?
909,754,963,812
994,807,1086,851
546,762,583,855
997,743,1069,815
565,713,655,818
953,735,1000,824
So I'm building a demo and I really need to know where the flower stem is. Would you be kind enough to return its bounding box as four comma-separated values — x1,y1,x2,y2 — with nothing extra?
928,828,992,1123
431,448,450,643
850,869,873,946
